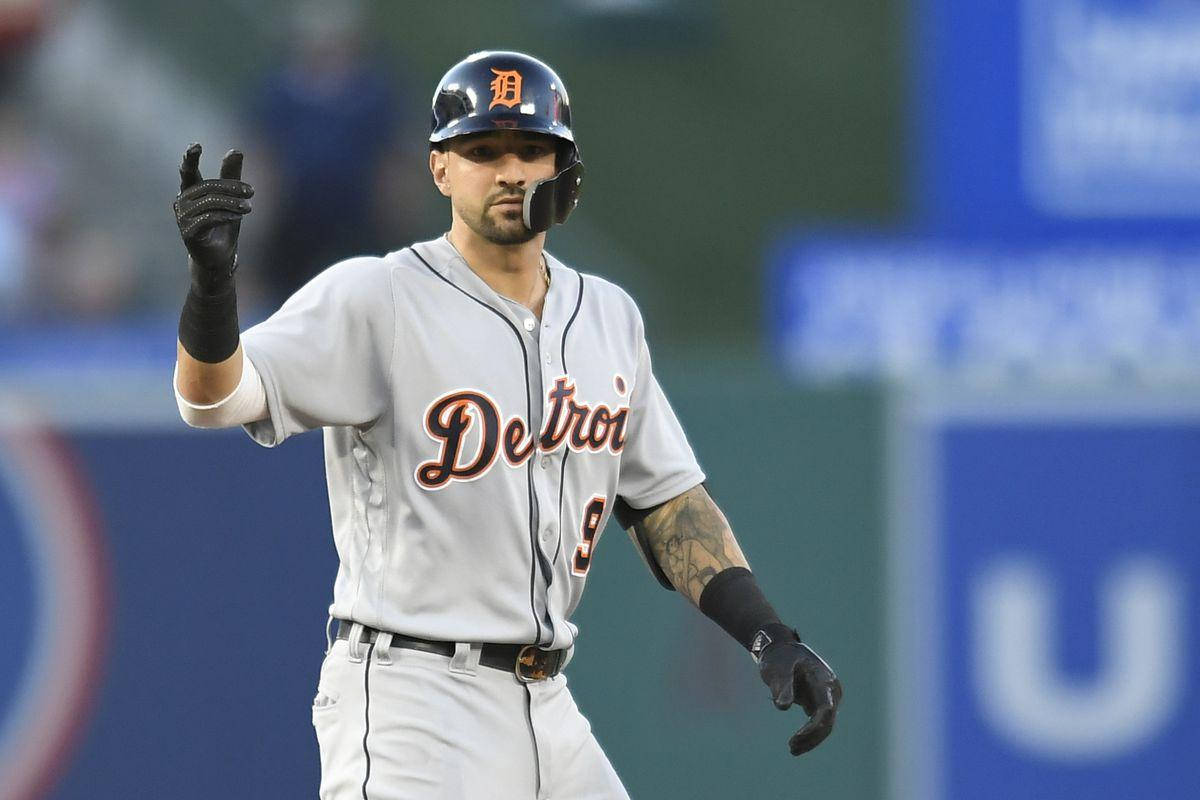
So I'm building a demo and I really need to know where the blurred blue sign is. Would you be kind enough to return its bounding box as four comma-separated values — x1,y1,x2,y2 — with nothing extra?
769,234,1200,381
1021,0,1200,217
891,399,1200,799
0,423,334,799
915,0,1200,230
771,0,1200,381
0,424,109,800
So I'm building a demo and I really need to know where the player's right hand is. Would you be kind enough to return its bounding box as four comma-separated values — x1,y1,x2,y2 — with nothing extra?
173,143,254,291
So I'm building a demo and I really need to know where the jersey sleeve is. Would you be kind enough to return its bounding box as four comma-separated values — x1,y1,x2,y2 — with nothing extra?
240,256,395,447
615,335,706,509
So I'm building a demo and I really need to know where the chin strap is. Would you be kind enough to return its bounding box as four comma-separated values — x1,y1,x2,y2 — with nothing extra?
523,159,585,233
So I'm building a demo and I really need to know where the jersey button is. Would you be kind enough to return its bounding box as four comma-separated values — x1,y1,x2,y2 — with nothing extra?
541,456,551,469
523,318,535,332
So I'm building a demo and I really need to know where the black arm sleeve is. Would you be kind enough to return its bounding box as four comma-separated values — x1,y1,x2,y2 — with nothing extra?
698,566,786,651
613,495,675,590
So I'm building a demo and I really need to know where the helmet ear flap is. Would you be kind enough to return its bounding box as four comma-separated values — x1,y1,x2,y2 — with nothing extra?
554,160,584,224
522,160,585,233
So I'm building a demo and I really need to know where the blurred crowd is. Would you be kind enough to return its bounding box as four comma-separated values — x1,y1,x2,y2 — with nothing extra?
0,0,430,326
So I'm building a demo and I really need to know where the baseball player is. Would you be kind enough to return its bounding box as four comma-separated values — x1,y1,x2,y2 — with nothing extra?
172,50,841,799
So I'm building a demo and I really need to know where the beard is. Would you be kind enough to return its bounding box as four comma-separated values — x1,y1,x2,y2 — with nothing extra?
460,198,536,245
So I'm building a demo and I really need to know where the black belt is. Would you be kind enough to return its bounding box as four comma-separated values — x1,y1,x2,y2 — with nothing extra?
335,619,566,682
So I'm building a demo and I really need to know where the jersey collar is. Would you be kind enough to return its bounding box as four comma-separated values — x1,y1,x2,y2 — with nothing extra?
416,234,578,332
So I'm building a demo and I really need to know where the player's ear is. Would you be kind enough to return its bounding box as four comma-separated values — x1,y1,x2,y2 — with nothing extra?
430,147,451,197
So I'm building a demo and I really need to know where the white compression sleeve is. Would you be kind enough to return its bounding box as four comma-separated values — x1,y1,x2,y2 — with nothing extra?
174,354,268,428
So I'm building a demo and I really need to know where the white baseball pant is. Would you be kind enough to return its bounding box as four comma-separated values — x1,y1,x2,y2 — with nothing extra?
311,626,632,799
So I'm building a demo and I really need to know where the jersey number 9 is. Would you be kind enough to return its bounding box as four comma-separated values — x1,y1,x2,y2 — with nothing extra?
571,496,606,577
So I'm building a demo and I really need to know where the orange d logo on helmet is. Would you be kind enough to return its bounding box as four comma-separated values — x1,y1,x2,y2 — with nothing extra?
488,68,523,109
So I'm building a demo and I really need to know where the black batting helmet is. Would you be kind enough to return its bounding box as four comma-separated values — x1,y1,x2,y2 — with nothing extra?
430,50,584,232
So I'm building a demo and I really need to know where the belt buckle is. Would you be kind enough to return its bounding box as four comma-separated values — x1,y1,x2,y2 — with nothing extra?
515,644,557,683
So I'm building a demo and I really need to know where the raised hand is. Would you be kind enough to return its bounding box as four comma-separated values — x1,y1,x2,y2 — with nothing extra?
173,144,254,292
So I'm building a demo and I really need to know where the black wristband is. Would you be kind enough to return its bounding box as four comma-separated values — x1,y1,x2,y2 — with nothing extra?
698,566,787,651
178,279,239,364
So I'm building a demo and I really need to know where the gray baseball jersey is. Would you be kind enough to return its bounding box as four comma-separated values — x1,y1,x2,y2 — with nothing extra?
240,235,704,649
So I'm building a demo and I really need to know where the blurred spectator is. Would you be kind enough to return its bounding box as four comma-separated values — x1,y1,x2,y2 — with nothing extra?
0,99,139,322
0,101,62,317
247,0,422,306
40,222,135,320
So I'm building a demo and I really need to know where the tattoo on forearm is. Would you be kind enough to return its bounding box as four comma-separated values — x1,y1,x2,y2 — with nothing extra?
635,485,749,605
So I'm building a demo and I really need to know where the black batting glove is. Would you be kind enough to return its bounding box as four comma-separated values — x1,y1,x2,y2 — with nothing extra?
752,623,843,756
173,143,253,293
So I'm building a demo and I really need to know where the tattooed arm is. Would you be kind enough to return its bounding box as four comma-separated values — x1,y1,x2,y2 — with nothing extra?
626,482,844,755
631,483,749,606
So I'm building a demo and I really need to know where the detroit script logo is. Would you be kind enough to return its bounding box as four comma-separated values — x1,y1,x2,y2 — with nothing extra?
416,376,629,490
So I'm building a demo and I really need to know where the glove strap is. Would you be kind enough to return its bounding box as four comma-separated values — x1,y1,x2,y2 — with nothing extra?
698,567,794,658
749,622,801,664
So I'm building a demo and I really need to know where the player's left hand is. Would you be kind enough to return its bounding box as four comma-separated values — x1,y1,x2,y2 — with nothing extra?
754,624,843,755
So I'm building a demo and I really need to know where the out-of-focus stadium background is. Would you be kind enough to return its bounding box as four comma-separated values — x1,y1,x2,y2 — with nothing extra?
1,0,1197,798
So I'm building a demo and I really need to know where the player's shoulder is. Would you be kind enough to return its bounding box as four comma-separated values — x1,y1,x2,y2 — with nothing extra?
381,237,475,288
278,253,395,309
293,254,394,311
251,253,397,335
545,252,644,326
315,240,453,296
310,252,395,286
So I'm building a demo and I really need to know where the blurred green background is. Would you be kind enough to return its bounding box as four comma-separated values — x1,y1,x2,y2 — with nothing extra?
104,0,903,348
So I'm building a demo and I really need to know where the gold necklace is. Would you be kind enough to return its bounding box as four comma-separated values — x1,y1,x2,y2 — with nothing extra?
526,256,550,308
